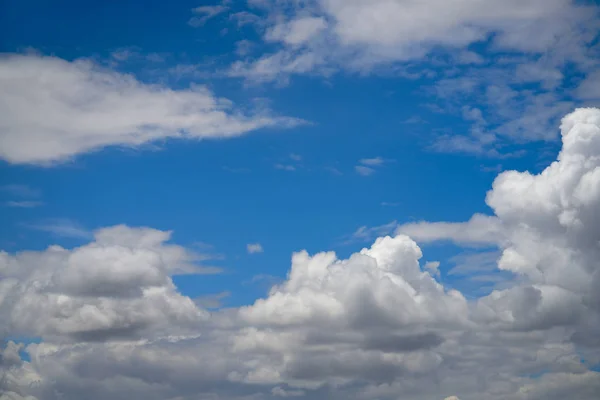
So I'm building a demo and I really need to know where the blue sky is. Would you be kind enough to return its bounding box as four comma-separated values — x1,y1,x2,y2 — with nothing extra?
2,1,600,400
0,0,521,302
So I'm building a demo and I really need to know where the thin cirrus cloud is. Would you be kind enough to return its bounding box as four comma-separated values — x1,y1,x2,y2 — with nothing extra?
0,53,303,166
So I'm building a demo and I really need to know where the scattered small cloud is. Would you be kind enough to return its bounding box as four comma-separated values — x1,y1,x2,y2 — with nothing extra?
289,153,302,161
480,164,503,173
402,115,428,124
359,157,385,166
223,166,251,173
5,200,44,208
0,184,40,198
229,11,260,28
324,166,343,175
344,220,399,244
188,5,229,27
355,157,393,176
247,243,264,254
381,201,400,207
275,163,296,171
355,165,375,176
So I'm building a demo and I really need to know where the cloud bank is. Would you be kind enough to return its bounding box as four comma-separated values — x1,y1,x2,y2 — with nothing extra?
3,108,600,399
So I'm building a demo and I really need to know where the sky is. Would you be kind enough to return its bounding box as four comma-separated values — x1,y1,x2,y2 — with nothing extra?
1,1,600,399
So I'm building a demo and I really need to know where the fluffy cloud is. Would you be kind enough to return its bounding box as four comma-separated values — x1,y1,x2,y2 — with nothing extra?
0,225,209,342
4,108,600,400
0,54,301,165
235,0,597,77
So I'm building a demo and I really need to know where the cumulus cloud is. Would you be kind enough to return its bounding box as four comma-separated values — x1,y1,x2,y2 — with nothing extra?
0,225,210,342
4,108,600,400
0,54,301,165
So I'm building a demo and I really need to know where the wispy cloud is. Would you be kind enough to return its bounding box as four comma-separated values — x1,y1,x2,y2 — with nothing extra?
23,219,92,239
274,163,296,171
355,157,393,176
188,5,229,27
355,165,375,176
223,166,251,173
5,200,44,208
0,184,40,198
247,243,264,254
359,157,385,166
344,220,399,244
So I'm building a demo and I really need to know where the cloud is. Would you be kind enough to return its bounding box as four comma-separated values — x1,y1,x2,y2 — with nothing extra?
0,225,210,343
231,1,598,158
188,5,229,27
237,0,597,75
247,243,264,254
4,201,43,208
0,185,40,198
359,157,385,166
396,214,505,246
0,54,302,165
355,165,375,176
347,220,398,244
4,108,600,400
22,219,92,240
355,157,391,175
275,163,296,171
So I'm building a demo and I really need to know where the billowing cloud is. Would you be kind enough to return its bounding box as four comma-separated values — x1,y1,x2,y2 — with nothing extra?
3,108,600,400
0,225,209,342
0,54,301,165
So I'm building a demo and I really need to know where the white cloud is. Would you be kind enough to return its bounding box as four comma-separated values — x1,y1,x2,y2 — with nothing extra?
233,0,598,157
354,157,391,175
0,185,40,198
0,225,210,342
4,201,43,208
4,108,600,400
239,0,597,75
275,163,296,171
355,165,375,176
22,219,92,239
188,5,229,27
265,17,327,46
0,54,301,165
247,243,264,254
359,157,385,166
424,261,441,277
396,214,505,246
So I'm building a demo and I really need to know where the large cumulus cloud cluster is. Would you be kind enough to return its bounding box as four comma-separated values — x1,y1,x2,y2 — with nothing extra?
3,109,600,399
